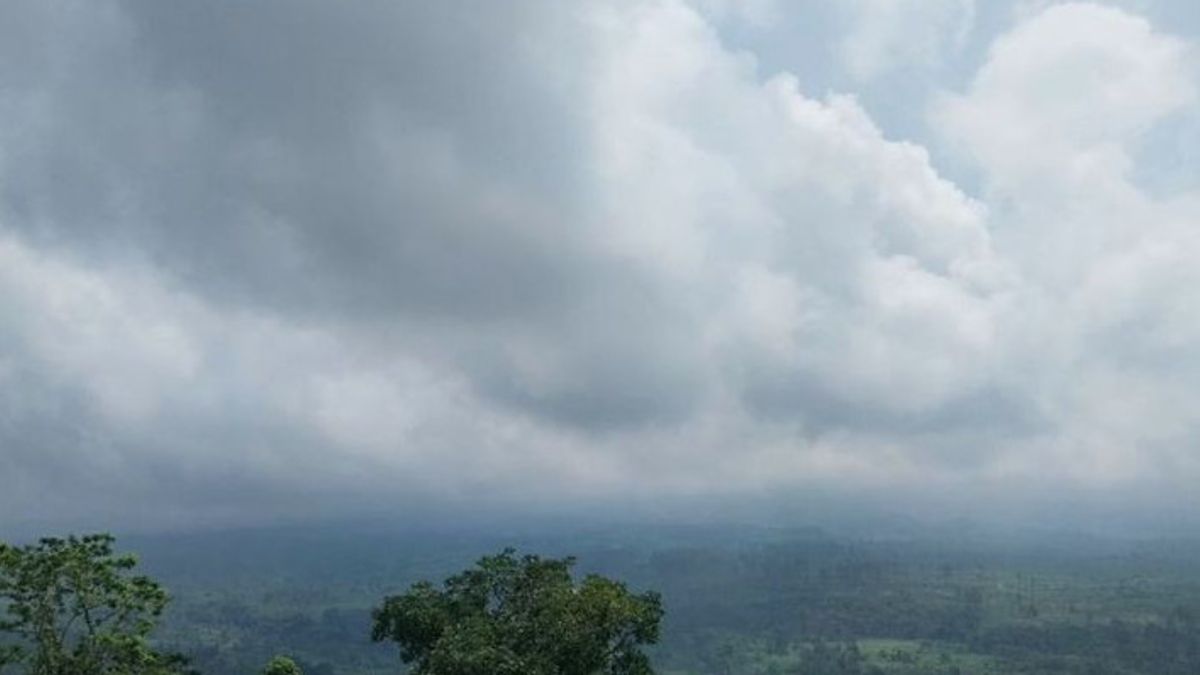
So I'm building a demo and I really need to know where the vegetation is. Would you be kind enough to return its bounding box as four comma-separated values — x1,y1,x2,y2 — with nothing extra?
371,549,662,674
0,534,190,675
7,527,1200,674
262,656,303,675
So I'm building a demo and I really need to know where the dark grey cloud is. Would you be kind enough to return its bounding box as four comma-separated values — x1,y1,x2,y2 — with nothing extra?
0,0,707,435
2,0,587,316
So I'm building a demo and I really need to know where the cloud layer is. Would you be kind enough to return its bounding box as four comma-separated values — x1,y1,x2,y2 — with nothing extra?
2,0,1200,530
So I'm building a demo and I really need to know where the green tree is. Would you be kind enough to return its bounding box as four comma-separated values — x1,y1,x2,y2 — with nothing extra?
792,640,872,675
371,548,663,675
0,534,190,675
262,655,303,675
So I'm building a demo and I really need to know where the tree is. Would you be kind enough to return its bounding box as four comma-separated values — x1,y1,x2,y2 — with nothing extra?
262,655,303,675
371,548,663,675
0,534,190,675
792,640,877,675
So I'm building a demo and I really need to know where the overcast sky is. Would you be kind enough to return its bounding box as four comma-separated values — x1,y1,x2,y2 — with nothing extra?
4,0,1200,532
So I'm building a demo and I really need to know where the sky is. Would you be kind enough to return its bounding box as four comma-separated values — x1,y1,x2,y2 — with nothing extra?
3,0,1200,533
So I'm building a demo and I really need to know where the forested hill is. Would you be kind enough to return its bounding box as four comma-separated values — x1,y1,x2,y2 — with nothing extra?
105,524,1200,675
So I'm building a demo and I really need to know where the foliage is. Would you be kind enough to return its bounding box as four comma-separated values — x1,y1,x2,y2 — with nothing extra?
371,548,663,675
262,655,303,675
0,533,190,675
790,640,876,675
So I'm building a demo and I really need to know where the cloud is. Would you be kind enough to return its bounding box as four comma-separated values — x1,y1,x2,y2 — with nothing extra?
840,0,976,81
1,0,1200,529
932,1,1200,492
936,2,1195,199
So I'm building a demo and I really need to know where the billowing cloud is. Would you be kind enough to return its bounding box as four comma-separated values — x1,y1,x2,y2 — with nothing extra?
2,0,1200,530
840,0,976,81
